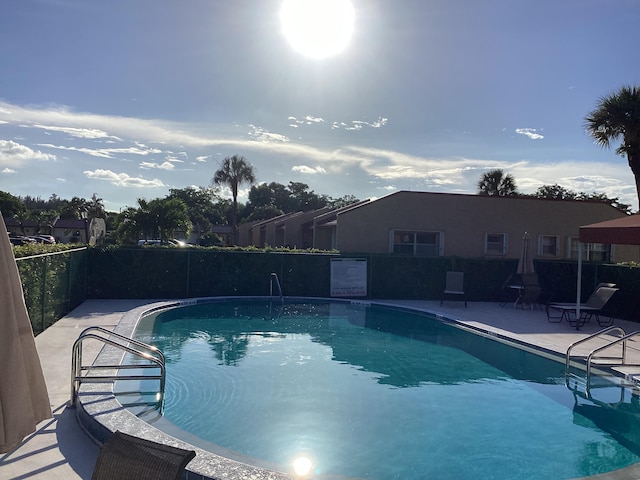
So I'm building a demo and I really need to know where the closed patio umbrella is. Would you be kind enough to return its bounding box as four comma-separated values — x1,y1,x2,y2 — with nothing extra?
0,215,51,453
516,232,534,275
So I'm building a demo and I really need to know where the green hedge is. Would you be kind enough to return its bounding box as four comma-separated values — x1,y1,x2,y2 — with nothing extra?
86,247,639,321
16,248,88,335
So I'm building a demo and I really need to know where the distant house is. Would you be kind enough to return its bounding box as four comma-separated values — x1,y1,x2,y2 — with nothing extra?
330,191,638,262
311,200,370,250
3,218,42,237
243,207,332,248
52,218,91,243
236,201,372,250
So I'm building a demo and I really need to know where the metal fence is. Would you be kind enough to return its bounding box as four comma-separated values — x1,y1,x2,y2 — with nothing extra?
15,247,88,335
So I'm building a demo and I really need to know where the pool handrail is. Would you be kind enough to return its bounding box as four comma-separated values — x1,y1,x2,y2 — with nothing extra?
565,326,627,374
270,272,284,304
70,326,166,412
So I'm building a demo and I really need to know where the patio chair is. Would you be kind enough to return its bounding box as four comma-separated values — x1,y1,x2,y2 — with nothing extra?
441,271,467,307
91,431,196,480
545,286,619,329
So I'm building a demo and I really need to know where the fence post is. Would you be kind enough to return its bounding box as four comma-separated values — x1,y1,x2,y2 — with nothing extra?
40,256,48,334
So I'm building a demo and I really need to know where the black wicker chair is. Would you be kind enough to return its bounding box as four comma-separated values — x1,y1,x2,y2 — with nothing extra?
91,431,196,480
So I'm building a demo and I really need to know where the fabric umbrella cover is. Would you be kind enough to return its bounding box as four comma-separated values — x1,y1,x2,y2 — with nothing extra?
516,232,534,275
0,215,52,453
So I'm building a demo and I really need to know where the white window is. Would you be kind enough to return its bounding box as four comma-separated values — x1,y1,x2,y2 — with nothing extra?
538,235,559,257
485,233,508,255
567,237,613,262
390,230,443,256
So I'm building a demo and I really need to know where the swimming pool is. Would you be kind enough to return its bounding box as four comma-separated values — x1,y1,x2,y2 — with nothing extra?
121,299,640,480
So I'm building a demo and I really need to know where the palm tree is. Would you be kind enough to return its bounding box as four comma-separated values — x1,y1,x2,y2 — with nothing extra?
477,169,518,196
585,85,640,207
212,155,256,244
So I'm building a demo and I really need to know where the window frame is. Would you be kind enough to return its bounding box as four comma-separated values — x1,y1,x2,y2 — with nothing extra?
389,230,443,257
484,233,508,256
537,234,559,257
567,237,614,262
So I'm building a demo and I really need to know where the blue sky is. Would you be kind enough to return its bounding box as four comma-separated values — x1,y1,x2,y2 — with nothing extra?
1,0,639,213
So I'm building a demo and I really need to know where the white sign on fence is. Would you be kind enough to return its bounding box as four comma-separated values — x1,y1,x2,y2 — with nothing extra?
330,258,367,297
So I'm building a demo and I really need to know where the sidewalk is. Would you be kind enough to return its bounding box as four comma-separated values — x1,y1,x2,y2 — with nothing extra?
0,300,153,480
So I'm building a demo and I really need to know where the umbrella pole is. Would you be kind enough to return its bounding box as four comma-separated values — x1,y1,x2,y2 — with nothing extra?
576,242,583,329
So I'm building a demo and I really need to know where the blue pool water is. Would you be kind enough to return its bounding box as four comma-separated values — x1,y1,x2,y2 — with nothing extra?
128,300,640,479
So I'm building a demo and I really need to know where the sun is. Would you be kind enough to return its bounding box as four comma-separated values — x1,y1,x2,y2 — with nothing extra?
280,0,355,59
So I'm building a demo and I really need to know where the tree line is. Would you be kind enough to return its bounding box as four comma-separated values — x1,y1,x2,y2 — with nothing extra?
0,155,358,245
476,168,632,214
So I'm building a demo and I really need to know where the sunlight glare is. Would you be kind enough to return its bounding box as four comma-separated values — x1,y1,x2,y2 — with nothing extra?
293,456,313,476
281,0,355,59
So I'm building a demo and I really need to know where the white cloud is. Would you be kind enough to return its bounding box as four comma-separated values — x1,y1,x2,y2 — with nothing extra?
2,167,17,173
288,115,324,126
248,125,290,143
0,139,56,166
371,117,388,128
292,165,327,174
515,128,544,140
332,117,388,131
139,161,175,170
37,143,162,158
165,154,184,163
84,169,166,187
305,116,324,123
29,124,121,140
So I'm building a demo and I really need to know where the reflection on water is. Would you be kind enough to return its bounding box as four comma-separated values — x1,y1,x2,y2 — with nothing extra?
130,301,640,480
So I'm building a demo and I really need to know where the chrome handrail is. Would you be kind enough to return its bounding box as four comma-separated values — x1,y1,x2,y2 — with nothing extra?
70,326,165,412
586,331,640,383
270,272,284,304
565,326,626,374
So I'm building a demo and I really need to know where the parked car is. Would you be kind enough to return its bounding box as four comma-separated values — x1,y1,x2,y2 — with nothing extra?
8,234,37,246
137,239,186,247
28,235,56,244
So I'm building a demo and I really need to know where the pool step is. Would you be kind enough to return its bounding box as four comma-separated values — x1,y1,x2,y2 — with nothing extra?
612,366,640,389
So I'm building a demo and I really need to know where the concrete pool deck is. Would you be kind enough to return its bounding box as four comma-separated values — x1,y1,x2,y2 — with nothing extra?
2,298,640,480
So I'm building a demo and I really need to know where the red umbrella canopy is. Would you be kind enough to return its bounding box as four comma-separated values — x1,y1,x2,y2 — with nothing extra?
580,215,640,246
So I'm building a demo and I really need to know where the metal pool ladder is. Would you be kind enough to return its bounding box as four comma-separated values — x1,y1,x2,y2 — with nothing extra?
70,326,166,412
564,326,640,403
270,272,284,304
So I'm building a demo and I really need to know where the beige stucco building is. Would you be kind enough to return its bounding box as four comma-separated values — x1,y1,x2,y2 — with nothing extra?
242,207,332,249
330,191,639,262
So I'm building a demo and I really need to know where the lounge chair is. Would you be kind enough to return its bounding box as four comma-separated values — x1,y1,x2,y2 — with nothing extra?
441,271,467,307
91,431,196,480
546,286,619,328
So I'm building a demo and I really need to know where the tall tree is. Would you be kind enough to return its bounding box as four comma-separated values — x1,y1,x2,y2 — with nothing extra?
148,197,190,242
212,155,256,244
533,184,577,200
0,191,26,217
585,85,640,206
477,169,519,196
168,186,227,239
